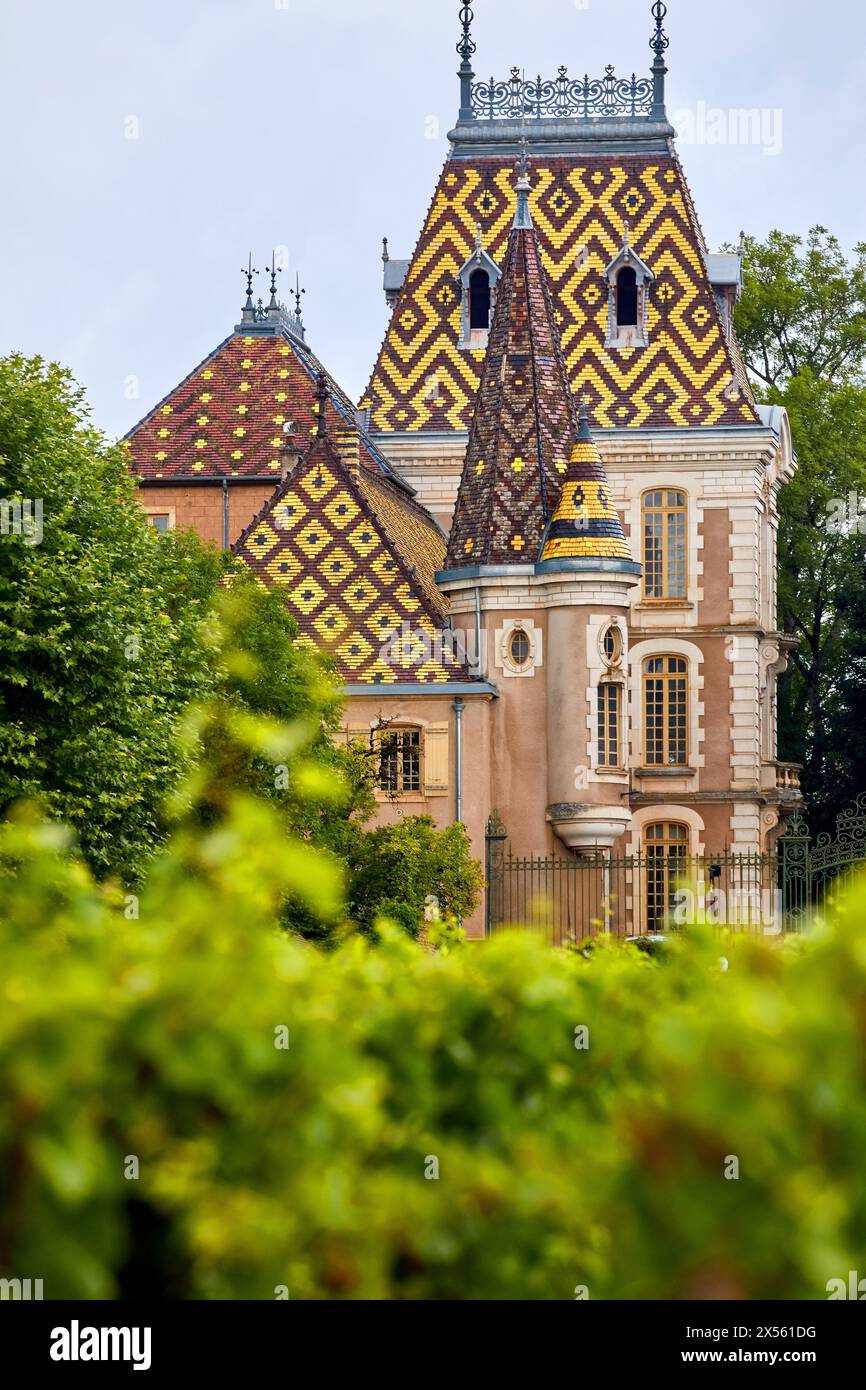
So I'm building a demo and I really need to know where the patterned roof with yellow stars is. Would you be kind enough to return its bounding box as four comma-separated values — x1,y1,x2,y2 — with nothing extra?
539,403,635,568
125,329,401,485
445,161,573,570
232,406,472,686
361,153,758,434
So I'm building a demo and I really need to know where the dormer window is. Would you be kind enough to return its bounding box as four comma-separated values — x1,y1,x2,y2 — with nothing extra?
616,266,639,327
457,226,502,350
604,224,654,350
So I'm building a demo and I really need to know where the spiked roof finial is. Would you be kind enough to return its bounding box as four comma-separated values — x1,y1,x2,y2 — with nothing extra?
650,1,669,119
457,3,476,63
457,5,476,123
242,253,258,309
265,252,283,310
293,273,306,323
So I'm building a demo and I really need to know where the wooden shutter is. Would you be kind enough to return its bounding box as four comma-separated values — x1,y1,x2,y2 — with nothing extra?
424,723,450,796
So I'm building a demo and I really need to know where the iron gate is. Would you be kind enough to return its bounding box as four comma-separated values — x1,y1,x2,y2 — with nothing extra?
485,795,866,942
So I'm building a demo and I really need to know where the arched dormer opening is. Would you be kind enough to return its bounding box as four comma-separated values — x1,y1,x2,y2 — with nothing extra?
616,266,639,327
457,227,502,350
469,268,492,331
604,224,654,349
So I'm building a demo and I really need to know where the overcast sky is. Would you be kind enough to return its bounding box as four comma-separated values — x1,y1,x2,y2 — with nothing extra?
1,0,863,439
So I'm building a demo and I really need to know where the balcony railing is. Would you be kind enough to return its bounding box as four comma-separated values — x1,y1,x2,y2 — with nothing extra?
471,65,654,122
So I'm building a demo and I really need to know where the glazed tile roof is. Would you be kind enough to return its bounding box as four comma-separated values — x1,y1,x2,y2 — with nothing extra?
445,172,573,569
233,422,470,686
540,405,634,566
126,329,402,486
362,153,758,434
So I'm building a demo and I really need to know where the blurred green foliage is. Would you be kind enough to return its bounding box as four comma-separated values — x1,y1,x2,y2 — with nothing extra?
1,773,865,1297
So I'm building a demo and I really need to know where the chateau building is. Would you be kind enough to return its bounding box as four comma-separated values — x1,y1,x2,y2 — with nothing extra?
125,4,800,936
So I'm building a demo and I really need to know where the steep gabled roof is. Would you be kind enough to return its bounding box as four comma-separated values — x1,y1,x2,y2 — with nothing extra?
361,151,758,434
233,420,469,686
125,328,405,487
444,162,573,568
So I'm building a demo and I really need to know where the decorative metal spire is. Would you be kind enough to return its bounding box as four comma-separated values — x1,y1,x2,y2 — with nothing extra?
266,251,283,309
513,137,533,230
382,236,390,264
314,369,329,438
292,273,306,322
457,3,476,62
650,1,669,119
242,254,258,309
457,4,476,124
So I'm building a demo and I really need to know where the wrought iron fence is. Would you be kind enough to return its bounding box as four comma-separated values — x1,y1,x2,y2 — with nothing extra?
486,795,866,943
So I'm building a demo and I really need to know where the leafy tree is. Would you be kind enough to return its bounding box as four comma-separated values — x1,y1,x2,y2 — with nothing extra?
0,354,225,882
348,815,484,938
735,230,866,828
735,228,866,389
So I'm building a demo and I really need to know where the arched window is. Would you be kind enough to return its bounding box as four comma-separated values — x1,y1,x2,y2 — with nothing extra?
616,266,639,327
644,821,689,931
469,269,492,330
643,656,688,767
597,683,622,768
643,490,687,601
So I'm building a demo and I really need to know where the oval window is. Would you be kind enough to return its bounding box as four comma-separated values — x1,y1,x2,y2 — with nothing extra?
603,626,623,663
509,629,531,669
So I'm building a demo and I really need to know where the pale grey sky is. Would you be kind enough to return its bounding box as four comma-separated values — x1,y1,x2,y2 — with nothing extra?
1,0,863,438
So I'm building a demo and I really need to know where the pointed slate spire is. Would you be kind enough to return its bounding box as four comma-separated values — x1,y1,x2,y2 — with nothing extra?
538,399,634,566
444,156,573,570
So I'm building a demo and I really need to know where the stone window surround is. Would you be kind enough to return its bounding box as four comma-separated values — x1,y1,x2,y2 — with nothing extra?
585,612,629,783
628,637,706,774
495,617,543,678
143,505,176,531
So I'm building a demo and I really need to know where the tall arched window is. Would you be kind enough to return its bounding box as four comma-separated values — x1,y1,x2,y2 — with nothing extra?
643,656,688,767
644,821,689,931
469,269,492,330
616,266,639,326
643,490,687,601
